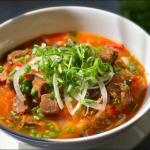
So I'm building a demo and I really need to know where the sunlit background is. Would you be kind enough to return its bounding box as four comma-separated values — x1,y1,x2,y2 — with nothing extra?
0,0,150,149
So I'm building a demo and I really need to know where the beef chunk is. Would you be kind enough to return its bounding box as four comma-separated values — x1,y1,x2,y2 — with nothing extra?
7,49,32,64
107,81,133,105
13,96,30,114
121,91,133,105
40,94,59,115
6,75,14,91
93,117,111,129
107,81,121,99
0,63,9,82
32,76,52,104
21,115,42,127
98,49,118,63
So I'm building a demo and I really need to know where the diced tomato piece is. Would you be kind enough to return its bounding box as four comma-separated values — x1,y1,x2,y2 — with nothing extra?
105,44,124,50
18,62,23,67
110,104,120,117
24,73,29,79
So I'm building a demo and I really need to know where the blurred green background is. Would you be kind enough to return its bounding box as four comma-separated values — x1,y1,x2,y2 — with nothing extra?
120,0,150,34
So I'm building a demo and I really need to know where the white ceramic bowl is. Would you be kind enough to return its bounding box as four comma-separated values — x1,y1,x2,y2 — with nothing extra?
0,6,150,149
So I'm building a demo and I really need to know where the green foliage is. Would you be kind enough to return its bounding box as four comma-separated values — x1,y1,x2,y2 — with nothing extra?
120,0,150,33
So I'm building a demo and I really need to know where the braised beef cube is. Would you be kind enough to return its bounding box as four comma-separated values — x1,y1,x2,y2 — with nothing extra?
121,91,133,105
107,81,121,99
98,49,118,63
13,96,30,114
88,88,101,100
7,49,32,64
93,117,112,129
32,76,52,103
6,74,14,91
40,94,59,115
107,81,133,105
0,63,9,82
21,115,42,126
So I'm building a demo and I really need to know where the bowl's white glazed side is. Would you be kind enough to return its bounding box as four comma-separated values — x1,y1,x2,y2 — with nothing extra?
0,6,150,148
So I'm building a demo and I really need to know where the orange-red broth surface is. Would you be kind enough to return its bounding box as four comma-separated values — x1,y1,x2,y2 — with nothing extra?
0,32,147,139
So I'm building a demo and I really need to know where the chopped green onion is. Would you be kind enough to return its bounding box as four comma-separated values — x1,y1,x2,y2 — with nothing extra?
7,77,11,81
8,123,15,128
123,84,130,91
25,55,30,60
71,127,76,133
30,129,37,134
135,70,140,74
68,32,76,36
111,99,117,104
79,133,84,137
44,130,50,134
30,88,37,96
117,105,122,111
38,113,45,119
23,79,30,85
0,116,6,120
47,79,53,87
117,59,122,63
105,119,112,125
85,99,97,104
55,128,61,132
43,123,46,128
50,125,54,129
65,127,71,132
30,133,35,137
0,66,4,73
49,92,55,99
43,135,51,139
36,133,42,138
32,48,37,55
96,129,105,134
66,84,74,95
28,126,35,129
9,70,16,76
13,116,20,120
69,96,73,103
59,133,63,136
118,113,124,119
18,57,24,62
49,132,57,138
10,111,16,115
24,65,31,73
31,107,38,115
47,123,52,127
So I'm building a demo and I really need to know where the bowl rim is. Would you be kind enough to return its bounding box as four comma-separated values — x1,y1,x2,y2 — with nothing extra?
0,6,150,143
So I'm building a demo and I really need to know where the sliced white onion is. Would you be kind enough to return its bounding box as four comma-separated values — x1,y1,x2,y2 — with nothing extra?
13,65,27,102
50,55,62,62
84,104,89,116
71,91,102,110
64,87,74,114
94,82,107,118
53,73,64,109
121,57,129,66
113,114,126,127
29,71,44,79
68,38,73,45
70,82,88,115
28,56,42,65
41,43,46,48
15,66,21,71
30,65,38,71
52,41,62,47
58,47,68,50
